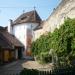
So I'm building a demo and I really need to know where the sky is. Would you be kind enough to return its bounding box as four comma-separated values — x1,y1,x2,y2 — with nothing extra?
0,0,61,27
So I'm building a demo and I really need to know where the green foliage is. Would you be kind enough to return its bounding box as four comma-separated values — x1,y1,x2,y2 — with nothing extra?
37,51,52,64
31,18,75,66
20,67,75,75
31,32,51,56
20,68,38,75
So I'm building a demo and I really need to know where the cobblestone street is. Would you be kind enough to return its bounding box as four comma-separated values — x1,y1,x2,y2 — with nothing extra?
0,60,26,75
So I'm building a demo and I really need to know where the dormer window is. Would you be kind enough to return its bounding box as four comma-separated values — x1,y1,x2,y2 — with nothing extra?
21,16,29,20
21,16,27,20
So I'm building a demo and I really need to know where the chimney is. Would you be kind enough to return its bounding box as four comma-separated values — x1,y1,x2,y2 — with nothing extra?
8,19,13,34
10,19,13,25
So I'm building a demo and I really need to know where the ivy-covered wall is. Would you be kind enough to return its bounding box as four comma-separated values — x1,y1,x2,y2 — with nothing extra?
31,18,75,66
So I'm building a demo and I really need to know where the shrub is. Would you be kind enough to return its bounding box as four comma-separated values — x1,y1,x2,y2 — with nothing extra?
31,18,75,66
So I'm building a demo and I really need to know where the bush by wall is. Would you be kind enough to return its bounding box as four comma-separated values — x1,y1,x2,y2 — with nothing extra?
31,18,75,66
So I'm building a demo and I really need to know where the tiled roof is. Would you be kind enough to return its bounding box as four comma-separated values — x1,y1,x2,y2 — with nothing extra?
0,33,12,49
33,24,42,31
0,26,7,31
0,26,24,48
12,10,42,25
33,21,44,31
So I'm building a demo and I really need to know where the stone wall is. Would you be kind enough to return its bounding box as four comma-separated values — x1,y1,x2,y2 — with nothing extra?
46,0,75,32
34,0,75,40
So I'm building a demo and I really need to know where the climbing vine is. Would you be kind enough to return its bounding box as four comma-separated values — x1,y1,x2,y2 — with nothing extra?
31,18,75,66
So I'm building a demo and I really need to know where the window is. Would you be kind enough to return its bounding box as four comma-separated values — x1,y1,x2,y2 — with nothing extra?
21,16,29,20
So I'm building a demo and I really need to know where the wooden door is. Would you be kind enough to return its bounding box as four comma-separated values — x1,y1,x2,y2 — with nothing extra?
4,50,9,62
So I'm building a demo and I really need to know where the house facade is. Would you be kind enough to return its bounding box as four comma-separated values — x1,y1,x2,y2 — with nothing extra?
8,10,42,57
0,26,24,65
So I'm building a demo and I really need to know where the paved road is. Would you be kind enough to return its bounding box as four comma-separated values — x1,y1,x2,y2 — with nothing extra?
0,60,26,75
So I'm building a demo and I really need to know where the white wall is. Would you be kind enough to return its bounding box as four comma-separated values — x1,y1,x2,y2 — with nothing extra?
12,23,39,50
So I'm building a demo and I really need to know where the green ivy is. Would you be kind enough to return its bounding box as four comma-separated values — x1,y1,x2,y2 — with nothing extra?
31,18,75,66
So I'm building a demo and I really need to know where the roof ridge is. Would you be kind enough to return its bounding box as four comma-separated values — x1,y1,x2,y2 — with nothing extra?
11,10,42,25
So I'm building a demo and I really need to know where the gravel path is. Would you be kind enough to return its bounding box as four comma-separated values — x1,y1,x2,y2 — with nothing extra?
22,61,54,71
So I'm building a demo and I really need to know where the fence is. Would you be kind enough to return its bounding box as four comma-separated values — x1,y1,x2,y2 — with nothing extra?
20,67,75,75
